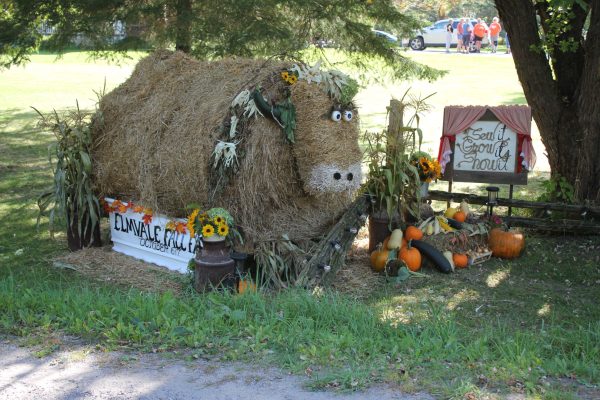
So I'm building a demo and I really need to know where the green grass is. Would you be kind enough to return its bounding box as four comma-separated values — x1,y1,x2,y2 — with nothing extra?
1,51,599,399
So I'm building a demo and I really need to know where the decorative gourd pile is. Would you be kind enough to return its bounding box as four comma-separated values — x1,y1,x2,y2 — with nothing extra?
370,225,453,274
369,199,525,275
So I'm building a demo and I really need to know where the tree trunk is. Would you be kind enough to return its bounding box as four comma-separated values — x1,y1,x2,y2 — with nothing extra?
576,0,600,202
495,0,600,203
174,0,193,53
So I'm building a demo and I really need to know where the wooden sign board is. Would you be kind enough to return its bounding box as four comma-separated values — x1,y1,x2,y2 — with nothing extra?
106,198,197,273
442,110,528,185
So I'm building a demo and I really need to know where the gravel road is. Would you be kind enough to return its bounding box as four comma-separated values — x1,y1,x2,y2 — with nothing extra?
0,338,433,400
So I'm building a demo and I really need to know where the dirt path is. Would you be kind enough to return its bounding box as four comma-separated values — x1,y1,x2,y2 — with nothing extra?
0,338,433,400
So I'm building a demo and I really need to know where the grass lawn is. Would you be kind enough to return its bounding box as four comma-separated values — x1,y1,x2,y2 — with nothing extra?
1,51,599,399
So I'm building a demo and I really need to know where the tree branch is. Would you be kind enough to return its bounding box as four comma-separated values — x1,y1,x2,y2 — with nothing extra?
546,1,589,99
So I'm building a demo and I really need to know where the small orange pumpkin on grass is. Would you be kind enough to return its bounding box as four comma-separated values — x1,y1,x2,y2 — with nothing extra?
488,228,525,259
370,245,389,272
399,241,422,272
452,253,469,268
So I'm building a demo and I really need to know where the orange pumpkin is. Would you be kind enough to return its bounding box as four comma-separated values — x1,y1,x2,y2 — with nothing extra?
370,247,389,272
399,244,422,272
238,279,257,294
488,228,525,259
452,253,469,268
401,238,408,249
453,211,466,223
405,226,423,241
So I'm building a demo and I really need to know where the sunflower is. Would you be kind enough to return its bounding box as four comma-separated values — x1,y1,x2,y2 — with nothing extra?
202,224,215,238
419,158,431,180
186,222,195,237
186,209,199,236
199,212,208,223
281,71,290,81
433,160,442,177
426,160,435,174
217,223,229,237
287,74,298,84
213,215,225,225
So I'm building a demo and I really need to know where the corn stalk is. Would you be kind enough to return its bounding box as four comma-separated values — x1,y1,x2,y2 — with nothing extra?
34,98,103,250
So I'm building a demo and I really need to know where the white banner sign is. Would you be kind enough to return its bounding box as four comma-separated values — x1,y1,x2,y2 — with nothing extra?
454,120,517,173
106,198,197,273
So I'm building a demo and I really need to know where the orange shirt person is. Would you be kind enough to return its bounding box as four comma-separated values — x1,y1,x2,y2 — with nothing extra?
472,19,487,53
488,17,502,53
473,23,486,39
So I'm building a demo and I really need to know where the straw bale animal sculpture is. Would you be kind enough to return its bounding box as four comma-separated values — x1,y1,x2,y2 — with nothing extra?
92,50,362,251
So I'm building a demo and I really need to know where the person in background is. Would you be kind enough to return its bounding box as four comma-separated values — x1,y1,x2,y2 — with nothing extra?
472,18,487,53
456,18,464,53
461,19,472,53
445,19,454,53
488,17,502,53
505,33,511,54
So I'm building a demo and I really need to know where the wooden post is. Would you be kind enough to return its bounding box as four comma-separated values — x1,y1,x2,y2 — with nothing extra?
386,99,405,155
508,185,514,216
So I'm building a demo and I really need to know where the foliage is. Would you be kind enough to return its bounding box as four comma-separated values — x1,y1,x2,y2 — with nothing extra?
529,0,587,56
389,89,435,157
537,175,576,204
363,129,421,223
0,0,443,82
450,0,498,21
34,100,101,247
396,0,497,23
363,88,435,223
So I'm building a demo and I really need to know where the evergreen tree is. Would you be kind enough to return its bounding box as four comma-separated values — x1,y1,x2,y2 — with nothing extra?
0,0,440,80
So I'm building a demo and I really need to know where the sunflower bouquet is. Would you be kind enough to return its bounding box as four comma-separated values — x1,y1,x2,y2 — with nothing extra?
187,207,235,241
410,151,442,183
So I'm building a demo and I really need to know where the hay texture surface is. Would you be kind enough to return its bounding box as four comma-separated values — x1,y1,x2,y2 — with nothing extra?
92,51,362,251
56,247,185,294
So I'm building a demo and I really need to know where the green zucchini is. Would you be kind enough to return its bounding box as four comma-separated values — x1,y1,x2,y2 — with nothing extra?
411,240,453,273
446,218,463,230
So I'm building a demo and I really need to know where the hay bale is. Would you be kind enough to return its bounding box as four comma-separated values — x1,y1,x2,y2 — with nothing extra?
92,50,362,251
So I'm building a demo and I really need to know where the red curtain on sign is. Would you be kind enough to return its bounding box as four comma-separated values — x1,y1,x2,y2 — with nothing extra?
438,105,536,173
489,106,536,172
438,106,487,173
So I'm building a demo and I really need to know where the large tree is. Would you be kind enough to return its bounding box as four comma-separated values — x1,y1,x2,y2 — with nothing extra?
0,0,440,81
495,0,600,202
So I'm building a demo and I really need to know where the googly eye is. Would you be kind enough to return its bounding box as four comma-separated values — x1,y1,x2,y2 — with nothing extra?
343,110,353,121
331,110,342,122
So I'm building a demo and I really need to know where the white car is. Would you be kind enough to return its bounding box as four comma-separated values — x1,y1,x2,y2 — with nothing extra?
409,19,489,51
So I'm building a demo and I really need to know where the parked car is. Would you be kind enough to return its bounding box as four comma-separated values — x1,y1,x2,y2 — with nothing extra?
409,19,489,51
372,29,399,44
